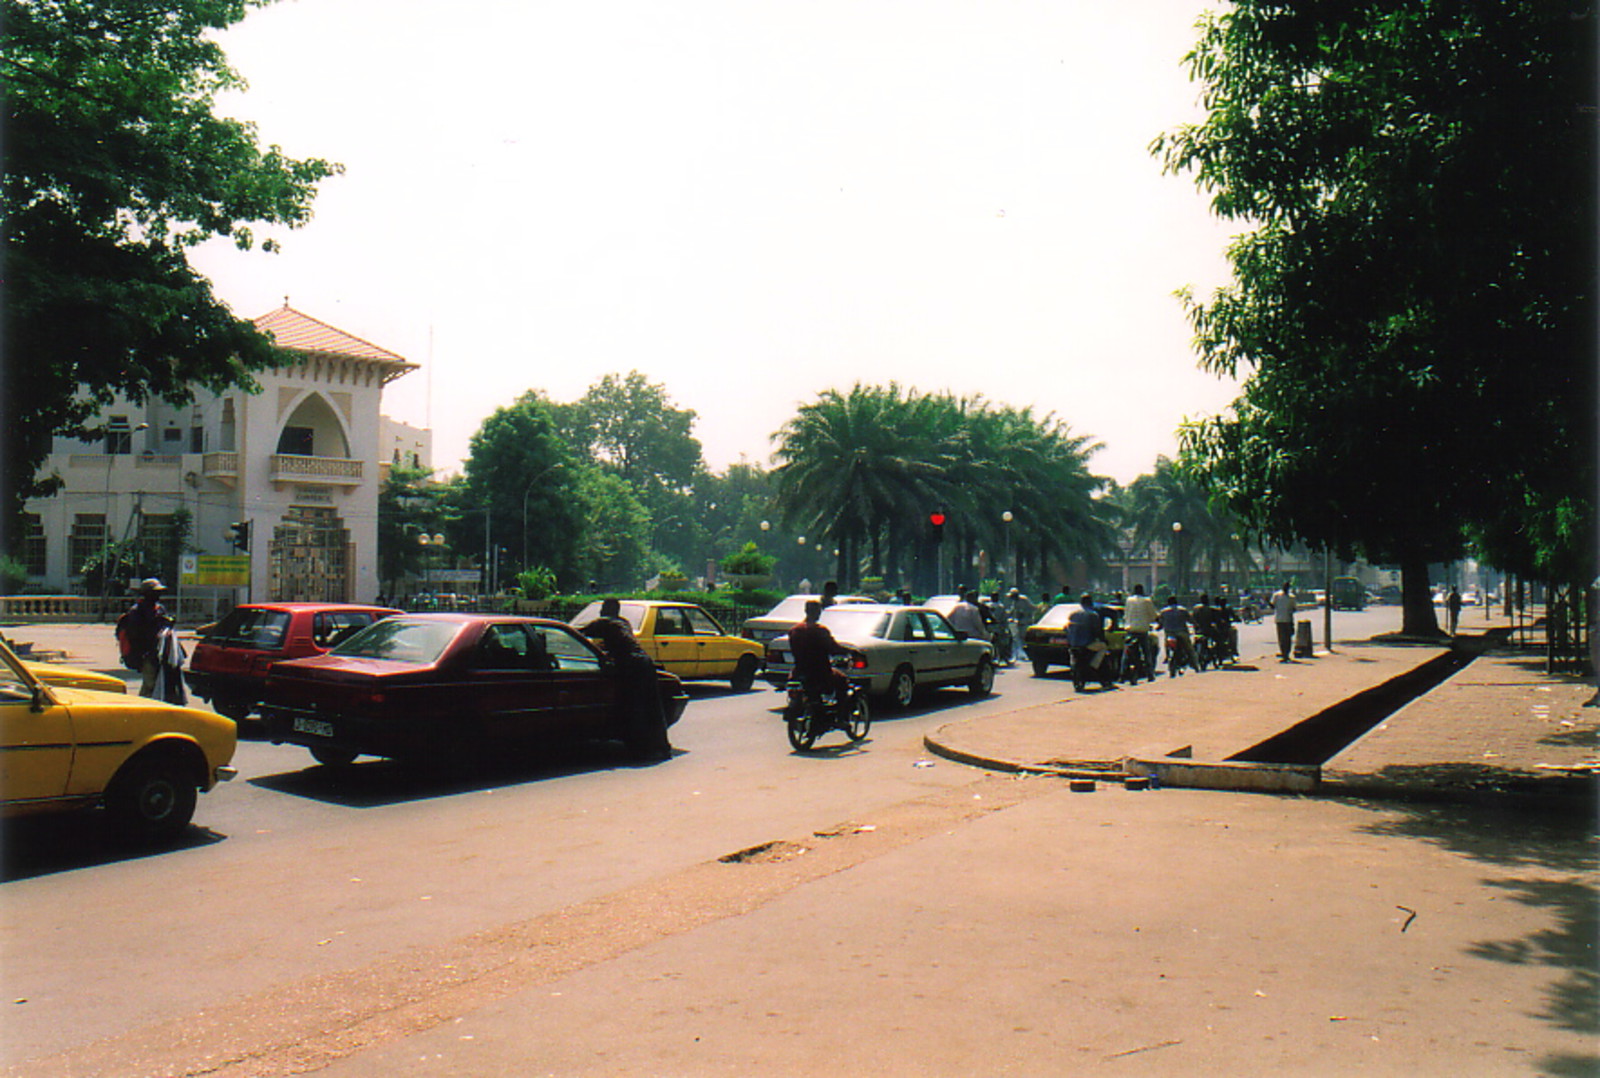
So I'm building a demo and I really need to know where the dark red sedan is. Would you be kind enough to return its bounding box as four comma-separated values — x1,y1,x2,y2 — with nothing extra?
259,614,688,768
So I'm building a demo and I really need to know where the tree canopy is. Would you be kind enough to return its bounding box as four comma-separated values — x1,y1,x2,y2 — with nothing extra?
1155,0,1596,632
2,0,340,539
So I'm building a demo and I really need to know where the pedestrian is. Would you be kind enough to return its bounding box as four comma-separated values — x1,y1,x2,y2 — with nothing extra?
116,578,174,698
1446,585,1463,636
820,580,839,609
580,598,672,762
1007,588,1034,657
1271,580,1297,662
947,588,989,641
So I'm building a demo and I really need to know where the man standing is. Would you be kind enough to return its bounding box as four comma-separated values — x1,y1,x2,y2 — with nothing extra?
1446,586,1463,636
1271,580,1298,662
580,598,671,761
116,578,173,698
947,588,989,642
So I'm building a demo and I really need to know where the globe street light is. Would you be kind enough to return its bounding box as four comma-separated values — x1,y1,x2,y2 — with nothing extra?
1002,510,1014,585
1171,521,1185,594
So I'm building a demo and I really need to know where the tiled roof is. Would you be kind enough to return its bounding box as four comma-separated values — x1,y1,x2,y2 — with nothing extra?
253,304,411,365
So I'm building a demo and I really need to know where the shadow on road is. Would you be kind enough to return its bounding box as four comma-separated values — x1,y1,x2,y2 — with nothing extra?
1,813,225,883
248,737,666,809
1350,796,1598,1077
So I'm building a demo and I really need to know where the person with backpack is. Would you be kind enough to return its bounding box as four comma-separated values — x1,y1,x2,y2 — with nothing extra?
117,578,174,698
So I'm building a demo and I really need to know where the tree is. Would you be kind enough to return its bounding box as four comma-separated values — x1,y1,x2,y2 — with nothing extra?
1120,457,1252,595
376,463,442,596
2,0,341,540
1155,0,1596,635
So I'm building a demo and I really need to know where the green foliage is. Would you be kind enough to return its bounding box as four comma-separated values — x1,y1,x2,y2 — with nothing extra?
515,566,558,601
1156,0,1595,622
377,464,443,592
2,0,341,535
1116,457,1253,591
0,556,28,596
720,542,775,577
571,468,651,591
461,392,582,582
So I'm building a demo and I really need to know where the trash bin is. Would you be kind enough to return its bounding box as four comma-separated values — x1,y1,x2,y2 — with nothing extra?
1294,619,1315,658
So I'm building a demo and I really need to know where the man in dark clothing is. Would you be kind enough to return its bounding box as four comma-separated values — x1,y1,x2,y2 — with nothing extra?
1065,594,1106,649
581,598,672,761
117,578,173,697
788,599,849,698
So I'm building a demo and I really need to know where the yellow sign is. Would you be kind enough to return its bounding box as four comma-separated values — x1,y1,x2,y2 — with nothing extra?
181,554,251,588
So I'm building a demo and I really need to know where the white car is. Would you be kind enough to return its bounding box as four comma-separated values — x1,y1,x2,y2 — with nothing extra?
740,593,875,647
762,603,995,709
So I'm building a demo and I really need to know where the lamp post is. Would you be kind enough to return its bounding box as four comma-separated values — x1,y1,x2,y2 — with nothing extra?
418,532,446,607
1002,510,1014,586
99,421,148,620
520,462,565,569
1171,521,1185,595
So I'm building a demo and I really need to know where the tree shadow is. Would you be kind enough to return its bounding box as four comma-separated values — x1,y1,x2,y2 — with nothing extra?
1348,796,1598,1071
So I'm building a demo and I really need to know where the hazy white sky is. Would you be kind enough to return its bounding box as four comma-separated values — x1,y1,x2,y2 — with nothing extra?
190,0,1240,485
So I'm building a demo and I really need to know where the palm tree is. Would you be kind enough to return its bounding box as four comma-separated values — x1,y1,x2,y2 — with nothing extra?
1122,457,1253,594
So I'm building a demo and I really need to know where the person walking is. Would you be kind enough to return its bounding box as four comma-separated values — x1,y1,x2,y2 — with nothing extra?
116,578,174,698
1446,586,1463,636
1271,580,1298,662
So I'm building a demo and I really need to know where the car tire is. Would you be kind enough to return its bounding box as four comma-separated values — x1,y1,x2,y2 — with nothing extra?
889,666,916,710
969,657,995,696
212,696,253,722
310,745,359,768
1031,658,1050,677
106,752,198,844
729,654,759,693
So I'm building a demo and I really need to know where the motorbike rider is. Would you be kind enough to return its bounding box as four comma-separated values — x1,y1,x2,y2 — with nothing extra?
1158,594,1196,677
1066,593,1115,689
1121,583,1160,680
946,588,990,642
789,599,851,701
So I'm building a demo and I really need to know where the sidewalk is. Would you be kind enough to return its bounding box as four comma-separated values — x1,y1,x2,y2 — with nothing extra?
926,632,1599,802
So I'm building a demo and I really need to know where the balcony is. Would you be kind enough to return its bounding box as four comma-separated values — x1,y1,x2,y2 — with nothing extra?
270,454,364,486
202,452,239,482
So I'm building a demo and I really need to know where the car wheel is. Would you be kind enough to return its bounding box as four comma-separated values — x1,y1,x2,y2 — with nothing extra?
213,696,253,722
889,666,916,710
1031,658,1050,677
969,657,995,696
106,752,197,844
729,654,759,693
310,745,359,768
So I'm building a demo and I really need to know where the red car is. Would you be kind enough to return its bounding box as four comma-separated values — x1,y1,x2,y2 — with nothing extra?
187,602,401,721
259,614,690,768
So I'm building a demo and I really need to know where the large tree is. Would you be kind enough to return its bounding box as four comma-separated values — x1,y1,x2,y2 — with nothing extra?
1156,0,1596,634
2,0,340,542
460,393,583,584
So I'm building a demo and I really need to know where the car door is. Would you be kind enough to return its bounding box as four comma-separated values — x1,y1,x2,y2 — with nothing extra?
0,660,75,805
645,606,700,678
536,625,618,731
914,610,968,685
682,606,737,678
468,622,567,746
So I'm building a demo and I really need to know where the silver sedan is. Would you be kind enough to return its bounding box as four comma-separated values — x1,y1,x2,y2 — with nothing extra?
761,603,995,708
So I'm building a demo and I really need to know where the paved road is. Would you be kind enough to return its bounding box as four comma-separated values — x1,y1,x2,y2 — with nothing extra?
0,606,1406,1068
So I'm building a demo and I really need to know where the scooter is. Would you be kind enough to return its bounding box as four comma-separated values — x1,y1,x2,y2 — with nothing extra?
783,655,871,751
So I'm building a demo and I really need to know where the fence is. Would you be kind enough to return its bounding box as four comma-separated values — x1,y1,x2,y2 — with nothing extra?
0,594,233,627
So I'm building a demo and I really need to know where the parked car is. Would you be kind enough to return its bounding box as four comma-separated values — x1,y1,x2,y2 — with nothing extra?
22,659,128,693
260,614,689,767
761,603,995,708
187,602,400,721
1329,576,1367,611
0,638,236,842
740,594,875,648
1022,602,1128,677
570,600,765,690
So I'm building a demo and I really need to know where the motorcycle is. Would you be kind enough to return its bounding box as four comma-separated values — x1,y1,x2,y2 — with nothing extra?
1069,643,1118,693
783,654,871,751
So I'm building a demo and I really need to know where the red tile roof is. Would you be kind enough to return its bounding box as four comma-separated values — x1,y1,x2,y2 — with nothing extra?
253,305,412,366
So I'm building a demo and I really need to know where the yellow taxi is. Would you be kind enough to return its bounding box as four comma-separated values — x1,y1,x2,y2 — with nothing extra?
23,659,129,693
1,638,236,842
570,600,765,690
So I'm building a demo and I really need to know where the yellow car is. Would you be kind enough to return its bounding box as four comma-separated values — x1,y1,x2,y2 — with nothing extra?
1,639,237,842
23,659,129,694
570,600,765,690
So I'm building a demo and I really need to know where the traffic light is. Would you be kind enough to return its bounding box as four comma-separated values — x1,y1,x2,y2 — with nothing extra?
929,510,946,544
226,520,252,552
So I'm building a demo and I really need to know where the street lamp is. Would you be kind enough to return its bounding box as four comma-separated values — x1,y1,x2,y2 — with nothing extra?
1002,510,1014,585
521,462,565,568
1171,521,1185,594
99,421,148,620
419,532,446,605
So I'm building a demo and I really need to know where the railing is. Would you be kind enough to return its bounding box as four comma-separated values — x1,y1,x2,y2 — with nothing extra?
270,454,363,484
0,594,232,626
202,452,239,477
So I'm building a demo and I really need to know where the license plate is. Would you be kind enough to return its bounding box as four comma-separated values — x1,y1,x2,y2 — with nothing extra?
1049,635,1069,645
293,716,335,738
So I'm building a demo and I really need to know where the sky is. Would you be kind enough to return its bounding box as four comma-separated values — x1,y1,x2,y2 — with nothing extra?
189,0,1241,486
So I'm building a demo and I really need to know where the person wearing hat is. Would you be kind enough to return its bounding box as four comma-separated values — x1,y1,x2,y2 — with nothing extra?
117,578,174,698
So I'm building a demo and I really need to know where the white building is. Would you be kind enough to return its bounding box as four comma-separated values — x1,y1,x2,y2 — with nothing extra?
23,305,419,606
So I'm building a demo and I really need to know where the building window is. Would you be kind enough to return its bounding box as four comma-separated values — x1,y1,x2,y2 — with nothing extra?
22,514,46,577
190,426,205,453
105,416,132,455
69,514,107,575
138,513,180,583
163,427,181,444
277,425,314,456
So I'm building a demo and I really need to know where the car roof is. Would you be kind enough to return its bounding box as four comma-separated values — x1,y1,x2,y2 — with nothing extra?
233,602,402,613
382,613,576,628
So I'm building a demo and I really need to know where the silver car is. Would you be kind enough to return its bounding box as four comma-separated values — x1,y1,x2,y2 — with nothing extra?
740,593,875,648
762,603,995,708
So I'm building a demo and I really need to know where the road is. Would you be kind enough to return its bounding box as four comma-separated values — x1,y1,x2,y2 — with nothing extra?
0,605,1403,1069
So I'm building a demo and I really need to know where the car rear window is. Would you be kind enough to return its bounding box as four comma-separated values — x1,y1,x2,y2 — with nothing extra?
205,608,292,650
332,619,462,663
816,609,890,640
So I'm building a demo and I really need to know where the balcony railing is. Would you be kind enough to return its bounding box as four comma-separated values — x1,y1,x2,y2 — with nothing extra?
202,452,239,478
270,454,364,485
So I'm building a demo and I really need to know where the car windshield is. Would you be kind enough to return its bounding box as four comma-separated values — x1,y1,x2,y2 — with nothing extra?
204,607,292,649
331,618,463,663
816,608,890,640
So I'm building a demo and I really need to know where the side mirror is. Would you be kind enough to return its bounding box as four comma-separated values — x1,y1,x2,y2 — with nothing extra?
953,630,969,642
31,686,49,713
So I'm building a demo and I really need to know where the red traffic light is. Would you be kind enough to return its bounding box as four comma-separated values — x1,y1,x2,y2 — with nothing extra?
929,512,946,527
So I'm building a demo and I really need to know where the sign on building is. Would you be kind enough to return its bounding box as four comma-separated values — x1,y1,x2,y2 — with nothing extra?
181,554,251,588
